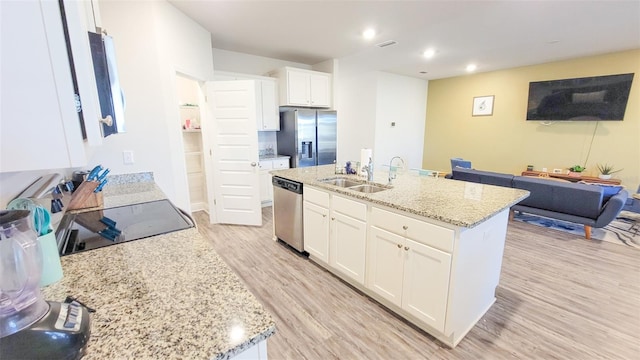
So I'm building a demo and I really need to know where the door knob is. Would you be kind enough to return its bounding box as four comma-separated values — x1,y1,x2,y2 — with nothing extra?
251,162,257,167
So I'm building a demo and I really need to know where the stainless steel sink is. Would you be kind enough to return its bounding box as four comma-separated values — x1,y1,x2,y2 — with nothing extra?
319,178,364,188
319,177,390,193
348,184,388,193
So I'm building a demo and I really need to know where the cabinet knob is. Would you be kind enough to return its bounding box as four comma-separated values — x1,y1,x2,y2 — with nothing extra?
404,246,410,251
397,244,402,248
322,214,326,218
402,225,408,230
251,162,257,167
331,217,335,220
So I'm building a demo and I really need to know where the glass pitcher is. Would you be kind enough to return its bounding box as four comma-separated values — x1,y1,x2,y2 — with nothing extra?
0,210,48,338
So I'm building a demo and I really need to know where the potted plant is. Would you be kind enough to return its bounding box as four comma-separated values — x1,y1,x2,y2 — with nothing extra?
596,164,622,180
568,165,585,176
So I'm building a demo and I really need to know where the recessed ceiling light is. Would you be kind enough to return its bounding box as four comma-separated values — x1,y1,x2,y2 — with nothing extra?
363,28,376,40
423,49,435,58
466,64,477,72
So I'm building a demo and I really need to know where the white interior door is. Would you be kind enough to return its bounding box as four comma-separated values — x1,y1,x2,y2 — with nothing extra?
205,80,261,226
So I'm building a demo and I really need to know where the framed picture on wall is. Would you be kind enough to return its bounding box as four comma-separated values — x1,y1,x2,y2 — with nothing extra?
472,95,494,116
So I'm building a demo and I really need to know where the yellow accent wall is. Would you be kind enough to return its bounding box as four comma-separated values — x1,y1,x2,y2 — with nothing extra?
423,49,640,187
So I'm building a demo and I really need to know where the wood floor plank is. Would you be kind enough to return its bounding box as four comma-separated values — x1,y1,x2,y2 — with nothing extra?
193,209,640,359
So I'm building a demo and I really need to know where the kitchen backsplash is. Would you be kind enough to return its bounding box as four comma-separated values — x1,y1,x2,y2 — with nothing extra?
258,131,278,156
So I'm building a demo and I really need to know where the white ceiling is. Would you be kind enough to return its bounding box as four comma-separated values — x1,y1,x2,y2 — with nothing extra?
169,0,640,79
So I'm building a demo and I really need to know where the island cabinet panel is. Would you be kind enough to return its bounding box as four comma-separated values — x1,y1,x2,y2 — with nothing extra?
402,238,451,332
303,201,329,263
367,226,405,307
330,210,367,284
304,186,330,207
367,212,452,332
370,207,454,252
272,167,524,348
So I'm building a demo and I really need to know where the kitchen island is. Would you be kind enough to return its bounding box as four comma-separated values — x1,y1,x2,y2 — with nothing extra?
270,165,529,347
42,175,275,359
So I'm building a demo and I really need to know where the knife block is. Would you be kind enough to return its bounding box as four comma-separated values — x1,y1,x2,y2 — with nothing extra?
67,181,104,211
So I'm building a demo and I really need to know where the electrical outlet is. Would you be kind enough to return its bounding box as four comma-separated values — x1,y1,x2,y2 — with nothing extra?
123,151,135,165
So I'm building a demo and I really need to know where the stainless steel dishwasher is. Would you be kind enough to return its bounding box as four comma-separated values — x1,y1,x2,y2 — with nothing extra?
272,176,304,252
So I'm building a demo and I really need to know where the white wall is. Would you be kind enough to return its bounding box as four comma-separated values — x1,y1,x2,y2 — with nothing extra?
374,72,427,170
335,72,377,166
335,70,427,172
212,48,310,75
88,0,214,212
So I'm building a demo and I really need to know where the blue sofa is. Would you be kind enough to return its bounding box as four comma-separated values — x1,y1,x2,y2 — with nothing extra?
449,168,629,239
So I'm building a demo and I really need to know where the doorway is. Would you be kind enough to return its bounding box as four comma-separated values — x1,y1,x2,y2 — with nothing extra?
175,74,208,213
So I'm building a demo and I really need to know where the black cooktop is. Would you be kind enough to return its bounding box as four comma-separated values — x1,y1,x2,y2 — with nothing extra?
56,199,194,256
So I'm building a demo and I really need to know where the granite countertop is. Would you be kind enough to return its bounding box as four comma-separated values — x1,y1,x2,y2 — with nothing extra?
42,175,275,359
271,165,529,228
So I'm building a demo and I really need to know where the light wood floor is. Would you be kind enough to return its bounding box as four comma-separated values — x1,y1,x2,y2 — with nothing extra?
194,209,640,359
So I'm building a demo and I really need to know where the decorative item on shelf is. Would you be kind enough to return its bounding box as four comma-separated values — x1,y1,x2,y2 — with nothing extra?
596,164,622,180
526,165,534,171
568,165,585,177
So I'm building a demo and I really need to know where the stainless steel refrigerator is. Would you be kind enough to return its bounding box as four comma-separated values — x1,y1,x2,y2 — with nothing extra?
277,109,337,168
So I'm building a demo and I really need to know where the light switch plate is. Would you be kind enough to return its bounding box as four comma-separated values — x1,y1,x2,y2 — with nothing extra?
123,151,135,165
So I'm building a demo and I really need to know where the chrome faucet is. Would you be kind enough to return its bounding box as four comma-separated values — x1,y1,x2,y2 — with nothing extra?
388,156,405,185
362,157,374,182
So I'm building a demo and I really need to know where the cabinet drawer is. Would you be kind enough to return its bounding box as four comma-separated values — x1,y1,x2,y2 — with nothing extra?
370,207,453,253
331,195,367,221
259,160,273,170
304,187,329,208
273,158,290,169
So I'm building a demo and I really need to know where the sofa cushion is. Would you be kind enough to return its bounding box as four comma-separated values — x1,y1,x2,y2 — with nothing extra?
452,168,514,188
583,183,623,201
513,176,604,219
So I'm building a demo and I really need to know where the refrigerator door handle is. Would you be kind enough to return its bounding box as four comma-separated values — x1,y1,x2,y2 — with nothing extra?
307,141,313,159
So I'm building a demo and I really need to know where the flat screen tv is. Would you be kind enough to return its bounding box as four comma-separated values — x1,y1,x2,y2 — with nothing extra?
526,73,634,121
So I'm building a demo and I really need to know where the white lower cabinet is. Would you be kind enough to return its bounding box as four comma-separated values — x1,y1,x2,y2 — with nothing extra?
303,201,329,263
367,224,451,332
329,197,367,284
300,185,509,348
367,207,452,332
367,226,405,307
303,188,366,281
401,238,451,332
259,157,289,206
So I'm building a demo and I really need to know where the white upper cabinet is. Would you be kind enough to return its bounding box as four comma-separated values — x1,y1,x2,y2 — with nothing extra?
0,0,101,172
309,73,330,107
257,79,279,131
273,67,331,108
213,71,279,131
